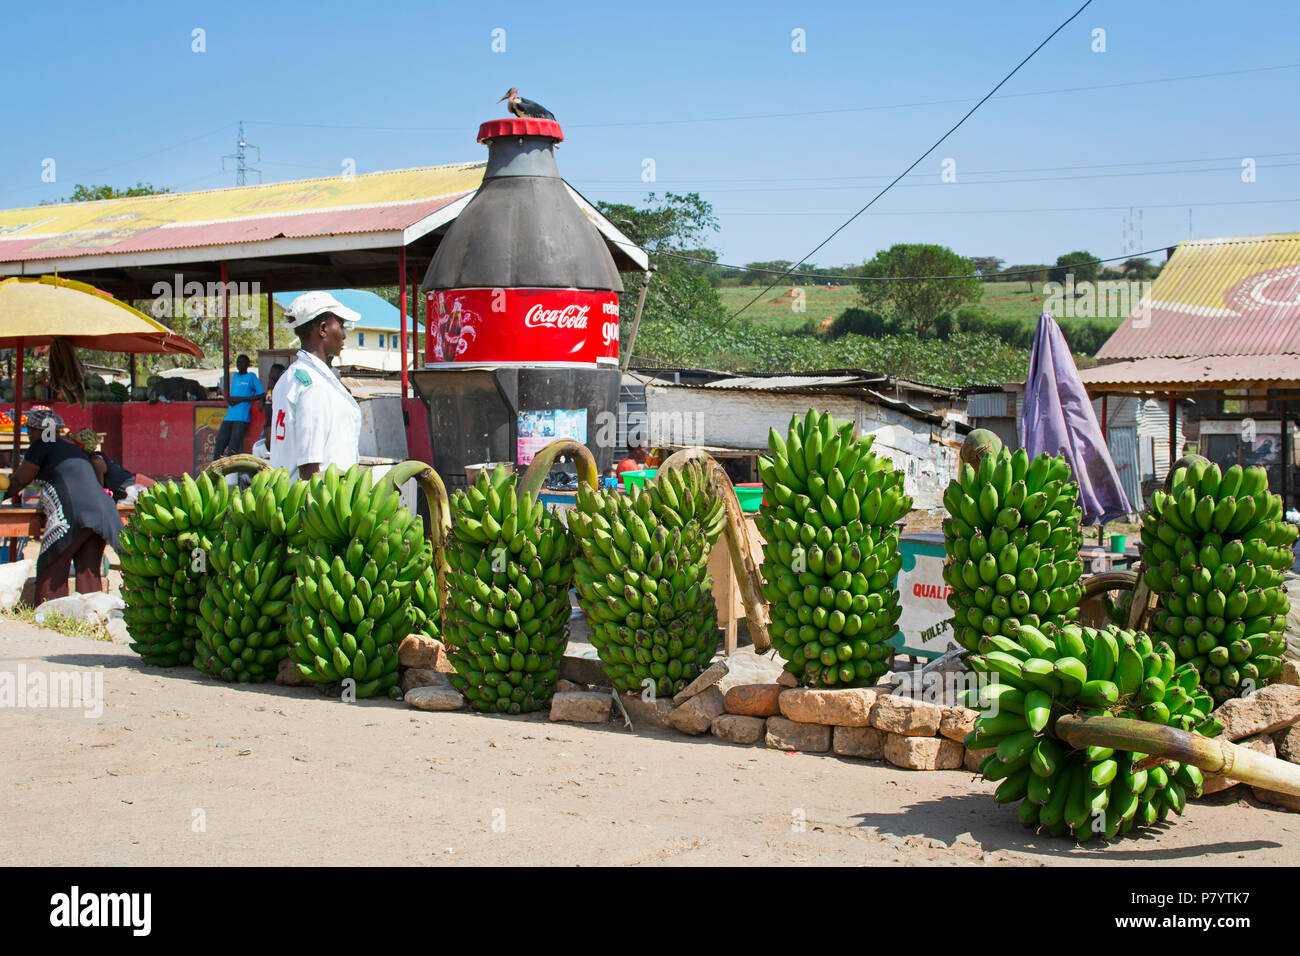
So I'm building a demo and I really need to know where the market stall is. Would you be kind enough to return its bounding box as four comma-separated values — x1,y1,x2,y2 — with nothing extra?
0,154,649,477
0,275,203,465
0,277,202,571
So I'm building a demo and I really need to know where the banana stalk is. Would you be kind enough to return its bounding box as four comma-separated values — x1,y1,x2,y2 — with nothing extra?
204,454,269,477
656,448,771,654
1056,714,1300,796
386,460,453,612
1081,569,1156,632
517,440,600,499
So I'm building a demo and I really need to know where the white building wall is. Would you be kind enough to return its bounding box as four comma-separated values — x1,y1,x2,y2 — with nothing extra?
642,385,961,510
340,326,423,372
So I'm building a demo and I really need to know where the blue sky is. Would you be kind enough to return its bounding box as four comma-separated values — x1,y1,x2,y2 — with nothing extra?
3,0,1298,270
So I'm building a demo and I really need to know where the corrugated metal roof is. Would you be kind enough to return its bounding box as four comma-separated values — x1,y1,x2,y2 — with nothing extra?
699,373,883,391
0,167,651,278
1105,426,1142,515
1078,353,1300,389
653,373,968,431
967,390,1014,418
1098,233,1300,360
0,164,485,265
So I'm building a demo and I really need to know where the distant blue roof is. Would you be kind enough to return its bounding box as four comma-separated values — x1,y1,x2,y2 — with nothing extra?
273,289,425,333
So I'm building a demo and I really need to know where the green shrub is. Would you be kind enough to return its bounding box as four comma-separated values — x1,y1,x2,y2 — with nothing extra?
826,307,890,339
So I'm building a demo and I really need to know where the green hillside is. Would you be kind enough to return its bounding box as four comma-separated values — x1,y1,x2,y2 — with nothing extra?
631,280,1136,387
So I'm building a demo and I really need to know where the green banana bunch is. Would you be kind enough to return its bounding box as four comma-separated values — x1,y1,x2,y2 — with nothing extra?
118,472,230,666
755,408,909,688
283,463,425,699
966,622,1220,841
1142,459,1294,703
567,460,726,698
442,464,573,714
194,468,304,683
941,446,1085,652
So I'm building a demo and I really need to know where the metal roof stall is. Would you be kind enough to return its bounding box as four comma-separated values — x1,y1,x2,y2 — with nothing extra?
0,162,650,469
1079,233,1300,509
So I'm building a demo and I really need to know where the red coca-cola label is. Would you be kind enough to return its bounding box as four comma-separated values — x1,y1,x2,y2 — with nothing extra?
425,288,619,365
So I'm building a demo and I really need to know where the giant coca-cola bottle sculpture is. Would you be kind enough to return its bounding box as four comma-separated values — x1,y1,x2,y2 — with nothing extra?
415,116,624,485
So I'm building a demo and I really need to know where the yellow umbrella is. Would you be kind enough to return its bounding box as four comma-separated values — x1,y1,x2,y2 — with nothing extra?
1,275,204,455
0,275,203,355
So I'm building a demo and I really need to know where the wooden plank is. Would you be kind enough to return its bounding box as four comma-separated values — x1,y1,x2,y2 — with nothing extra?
0,504,135,540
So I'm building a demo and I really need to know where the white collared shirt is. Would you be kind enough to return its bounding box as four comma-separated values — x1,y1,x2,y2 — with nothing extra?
269,349,361,479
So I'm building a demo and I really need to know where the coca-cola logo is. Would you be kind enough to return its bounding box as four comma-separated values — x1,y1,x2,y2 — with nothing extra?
524,303,590,330
1223,264,1300,316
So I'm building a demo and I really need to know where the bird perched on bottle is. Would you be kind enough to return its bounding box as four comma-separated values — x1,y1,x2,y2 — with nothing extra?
499,88,556,121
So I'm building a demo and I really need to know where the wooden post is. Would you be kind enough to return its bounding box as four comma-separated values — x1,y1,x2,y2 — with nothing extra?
619,271,653,373
1282,399,1291,509
1167,393,1176,476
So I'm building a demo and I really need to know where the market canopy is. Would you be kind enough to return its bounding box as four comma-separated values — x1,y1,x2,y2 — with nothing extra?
0,163,649,296
1083,232,1300,396
0,275,203,356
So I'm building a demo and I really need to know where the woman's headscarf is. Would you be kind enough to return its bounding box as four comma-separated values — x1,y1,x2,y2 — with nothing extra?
24,408,66,443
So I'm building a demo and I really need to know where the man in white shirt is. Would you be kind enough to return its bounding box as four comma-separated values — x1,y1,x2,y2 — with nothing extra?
270,292,363,480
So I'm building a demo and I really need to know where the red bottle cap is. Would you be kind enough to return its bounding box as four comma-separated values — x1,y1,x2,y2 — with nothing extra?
477,117,564,144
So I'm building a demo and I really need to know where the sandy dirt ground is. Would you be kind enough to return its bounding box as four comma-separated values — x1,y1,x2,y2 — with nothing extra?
3,619,1298,867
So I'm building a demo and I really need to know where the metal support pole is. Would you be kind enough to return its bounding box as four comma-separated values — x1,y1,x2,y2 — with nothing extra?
221,261,231,398
129,353,136,392
409,268,419,374
265,274,274,351
398,246,409,398
1101,394,1108,435
619,270,654,373
11,337,22,468
421,287,429,364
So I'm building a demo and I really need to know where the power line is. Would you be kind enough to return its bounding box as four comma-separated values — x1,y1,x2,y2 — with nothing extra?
576,150,1300,185
247,61,1300,134
684,0,1095,362
570,62,1300,129
610,242,1171,283
705,196,1300,217
0,123,236,208
579,159,1300,195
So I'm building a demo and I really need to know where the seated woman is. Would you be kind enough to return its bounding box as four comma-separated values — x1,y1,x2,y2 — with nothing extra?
69,428,154,502
6,411,123,601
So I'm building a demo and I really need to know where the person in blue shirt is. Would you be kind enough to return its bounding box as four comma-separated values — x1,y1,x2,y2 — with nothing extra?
213,354,264,459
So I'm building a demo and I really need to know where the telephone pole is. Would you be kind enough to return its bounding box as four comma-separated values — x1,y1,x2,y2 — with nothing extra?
222,121,261,186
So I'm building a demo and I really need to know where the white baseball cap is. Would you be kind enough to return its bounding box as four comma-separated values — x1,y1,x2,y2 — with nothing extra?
284,291,361,329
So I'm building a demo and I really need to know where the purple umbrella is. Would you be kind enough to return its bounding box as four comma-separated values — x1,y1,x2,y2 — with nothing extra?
1020,312,1131,525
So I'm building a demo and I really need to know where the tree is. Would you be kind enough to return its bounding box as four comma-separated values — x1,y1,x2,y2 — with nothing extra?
1051,250,1099,287
856,243,982,338
743,260,796,284
594,192,727,361
41,181,171,205
1001,264,1050,293
970,256,1004,279
1122,257,1151,280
